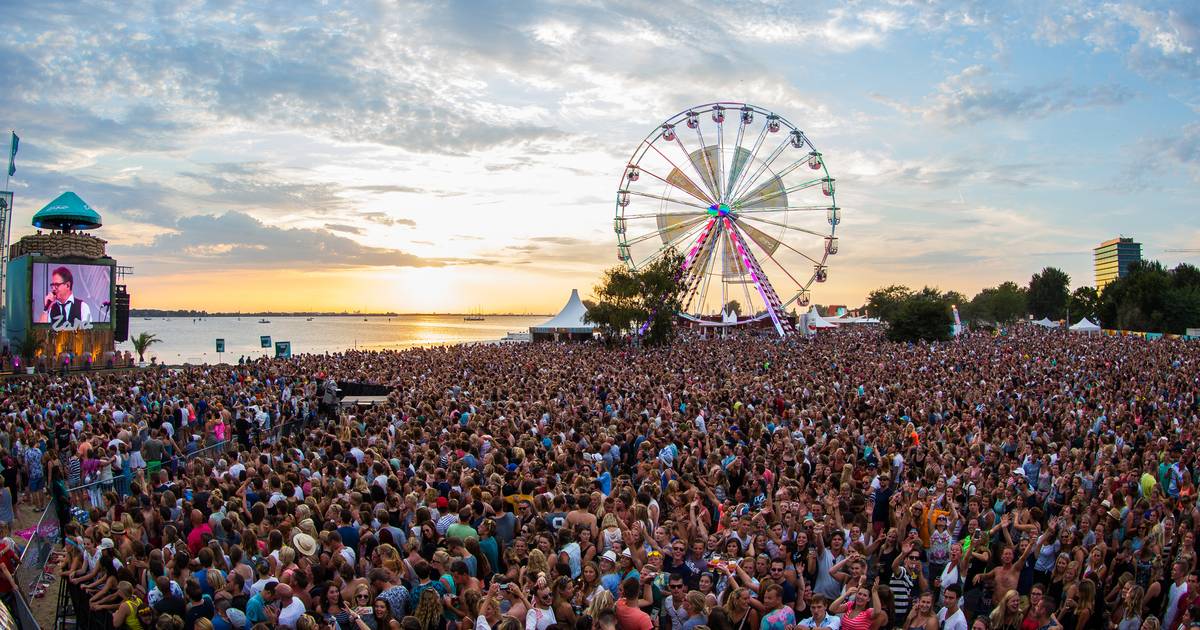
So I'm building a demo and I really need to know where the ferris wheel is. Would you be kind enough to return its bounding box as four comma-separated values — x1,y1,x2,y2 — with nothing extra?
614,102,840,336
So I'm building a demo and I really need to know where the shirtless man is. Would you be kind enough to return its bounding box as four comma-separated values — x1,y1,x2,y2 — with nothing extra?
978,517,1053,598
566,493,599,538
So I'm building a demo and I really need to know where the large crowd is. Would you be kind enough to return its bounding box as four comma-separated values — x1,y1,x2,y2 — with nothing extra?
2,326,1198,630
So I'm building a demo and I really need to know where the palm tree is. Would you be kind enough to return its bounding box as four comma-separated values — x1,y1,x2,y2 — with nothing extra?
130,332,161,363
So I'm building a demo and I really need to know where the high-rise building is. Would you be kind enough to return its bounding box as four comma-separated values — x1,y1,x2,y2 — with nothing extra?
1094,237,1141,292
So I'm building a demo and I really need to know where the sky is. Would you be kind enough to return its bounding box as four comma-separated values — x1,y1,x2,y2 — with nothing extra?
1,0,1198,313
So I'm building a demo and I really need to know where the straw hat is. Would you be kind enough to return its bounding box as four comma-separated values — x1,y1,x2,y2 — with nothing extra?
110,522,125,535
292,532,318,558
1108,507,1123,522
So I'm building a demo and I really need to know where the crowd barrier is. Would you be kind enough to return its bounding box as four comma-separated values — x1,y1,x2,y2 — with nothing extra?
50,414,315,630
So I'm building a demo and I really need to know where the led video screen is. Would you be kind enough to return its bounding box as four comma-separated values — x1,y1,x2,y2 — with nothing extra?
32,262,113,329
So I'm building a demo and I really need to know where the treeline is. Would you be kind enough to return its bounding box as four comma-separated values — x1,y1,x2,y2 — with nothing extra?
865,261,1200,340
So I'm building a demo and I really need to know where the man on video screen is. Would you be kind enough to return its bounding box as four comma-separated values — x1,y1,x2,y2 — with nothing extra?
41,266,92,327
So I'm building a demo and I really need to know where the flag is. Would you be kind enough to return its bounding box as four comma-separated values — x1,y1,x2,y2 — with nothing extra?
6,132,17,177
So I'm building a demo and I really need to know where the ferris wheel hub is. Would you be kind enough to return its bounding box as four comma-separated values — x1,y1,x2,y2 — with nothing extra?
707,203,732,217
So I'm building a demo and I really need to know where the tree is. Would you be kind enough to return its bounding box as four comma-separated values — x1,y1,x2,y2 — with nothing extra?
865,285,912,322
1098,261,1169,331
965,281,1027,324
1099,261,1200,333
1067,286,1100,321
585,249,685,346
886,292,953,342
723,300,742,316
131,332,162,363
1027,267,1071,319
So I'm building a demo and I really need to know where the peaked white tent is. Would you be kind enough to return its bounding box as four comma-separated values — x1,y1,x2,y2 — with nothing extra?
721,309,738,324
530,289,594,341
1033,317,1059,328
803,306,838,334
1069,318,1101,334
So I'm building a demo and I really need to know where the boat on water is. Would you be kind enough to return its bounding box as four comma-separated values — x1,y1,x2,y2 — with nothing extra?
306,317,313,321
258,319,270,324
464,307,486,321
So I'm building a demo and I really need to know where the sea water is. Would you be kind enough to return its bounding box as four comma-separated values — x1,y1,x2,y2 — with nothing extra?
118,315,545,364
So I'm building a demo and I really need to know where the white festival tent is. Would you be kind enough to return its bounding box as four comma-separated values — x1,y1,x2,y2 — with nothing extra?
805,306,839,329
1033,317,1060,328
529,289,594,340
826,315,881,325
1069,318,1101,333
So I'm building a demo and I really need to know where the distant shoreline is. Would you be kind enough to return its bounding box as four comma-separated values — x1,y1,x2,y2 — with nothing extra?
131,310,551,317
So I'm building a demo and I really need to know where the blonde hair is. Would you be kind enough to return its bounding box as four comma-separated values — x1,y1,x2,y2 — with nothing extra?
526,549,548,577
586,590,615,619
415,588,444,630
206,570,226,592
989,590,1021,626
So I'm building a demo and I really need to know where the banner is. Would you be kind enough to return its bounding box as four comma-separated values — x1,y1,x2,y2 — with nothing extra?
215,338,225,353
274,341,291,358
260,335,271,348
8,132,18,177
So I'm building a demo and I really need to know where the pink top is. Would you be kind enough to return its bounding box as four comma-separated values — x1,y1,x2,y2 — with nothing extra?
839,607,874,630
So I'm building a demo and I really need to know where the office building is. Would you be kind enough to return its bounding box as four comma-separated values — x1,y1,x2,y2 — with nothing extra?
1094,237,1141,292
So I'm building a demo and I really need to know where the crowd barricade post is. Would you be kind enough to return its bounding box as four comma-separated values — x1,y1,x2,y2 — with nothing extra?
12,500,54,630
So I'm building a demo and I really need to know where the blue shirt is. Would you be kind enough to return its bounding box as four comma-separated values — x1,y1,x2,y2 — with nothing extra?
245,594,267,625
597,471,612,496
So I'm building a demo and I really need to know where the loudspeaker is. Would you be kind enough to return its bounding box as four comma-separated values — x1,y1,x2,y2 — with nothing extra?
114,285,130,342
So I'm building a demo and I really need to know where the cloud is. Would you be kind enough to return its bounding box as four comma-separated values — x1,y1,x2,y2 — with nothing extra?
350,185,429,194
358,212,416,228
1138,122,1200,182
1034,3,1200,78
178,163,347,211
113,211,476,269
885,65,1134,125
325,223,364,234
493,235,612,267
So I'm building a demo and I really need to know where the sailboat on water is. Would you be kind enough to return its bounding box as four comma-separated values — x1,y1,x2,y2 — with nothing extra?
464,306,485,321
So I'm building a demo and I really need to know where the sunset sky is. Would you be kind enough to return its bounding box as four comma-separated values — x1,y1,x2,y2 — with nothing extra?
3,1,1199,313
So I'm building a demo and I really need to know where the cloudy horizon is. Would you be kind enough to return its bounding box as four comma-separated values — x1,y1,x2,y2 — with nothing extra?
2,0,1198,313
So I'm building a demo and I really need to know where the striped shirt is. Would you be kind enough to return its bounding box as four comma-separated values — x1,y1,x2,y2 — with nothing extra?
889,567,915,620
